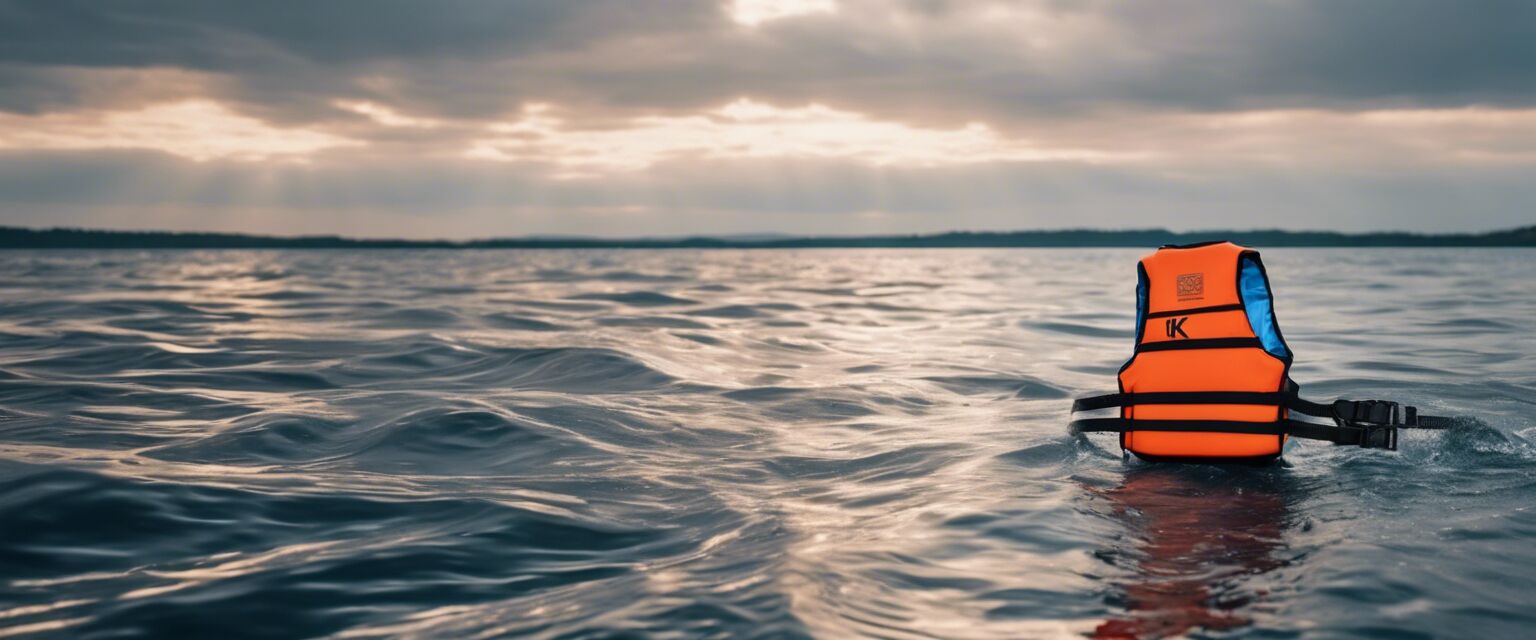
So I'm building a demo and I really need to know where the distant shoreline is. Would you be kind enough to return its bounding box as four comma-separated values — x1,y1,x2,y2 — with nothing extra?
2,224,1533,249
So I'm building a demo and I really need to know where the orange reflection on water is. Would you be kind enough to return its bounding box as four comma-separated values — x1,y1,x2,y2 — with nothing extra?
1085,466,1294,639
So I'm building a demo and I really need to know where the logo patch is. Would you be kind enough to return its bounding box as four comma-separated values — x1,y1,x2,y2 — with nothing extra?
1176,273,1204,300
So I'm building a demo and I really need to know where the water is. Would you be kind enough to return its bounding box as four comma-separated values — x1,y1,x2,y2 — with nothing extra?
0,248,1532,639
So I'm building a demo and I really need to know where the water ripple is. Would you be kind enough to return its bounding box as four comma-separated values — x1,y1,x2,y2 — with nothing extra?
0,248,1532,638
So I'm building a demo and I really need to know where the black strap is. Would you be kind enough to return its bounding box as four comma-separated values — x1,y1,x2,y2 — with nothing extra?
1283,395,1335,418
1071,391,1460,431
1145,303,1245,320
1294,398,1459,430
1071,418,1289,436
1072,391,1285,412
1135,338,1263,353
1069,417,1395,448
1412,414,1459,429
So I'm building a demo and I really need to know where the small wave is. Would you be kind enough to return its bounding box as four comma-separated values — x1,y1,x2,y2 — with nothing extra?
568,291,699,307
685,302,803,319
128,368,338,392
1416,317,1522,332
359,307,466,328
1019,319,1128,339
923,375,1070,399
325,341,680,394
596,316,713,329
479,312,564,331
350,407,597,474
998,440,1081,468
721,386,807,402
237,289,328,301
594,270,690,283
762,444,961,482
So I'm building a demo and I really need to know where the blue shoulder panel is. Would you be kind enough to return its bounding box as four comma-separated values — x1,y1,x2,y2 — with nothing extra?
1134,265,1148,344
1239,256,1288,358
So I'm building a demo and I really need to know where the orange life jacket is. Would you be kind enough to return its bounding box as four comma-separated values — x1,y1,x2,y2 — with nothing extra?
1071,241,1457,462
1120,241,1291,460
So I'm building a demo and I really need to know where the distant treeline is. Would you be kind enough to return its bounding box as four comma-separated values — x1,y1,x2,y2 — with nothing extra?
1,224,1533,249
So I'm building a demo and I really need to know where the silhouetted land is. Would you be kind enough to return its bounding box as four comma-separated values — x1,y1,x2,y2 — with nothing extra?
2,225,1533,249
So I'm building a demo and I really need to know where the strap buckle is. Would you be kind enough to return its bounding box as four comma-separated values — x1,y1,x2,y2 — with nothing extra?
1331,399,1402,450
1356,424,1398,450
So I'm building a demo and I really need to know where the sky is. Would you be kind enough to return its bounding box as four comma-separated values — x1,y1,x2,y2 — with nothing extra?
0,0,1533,238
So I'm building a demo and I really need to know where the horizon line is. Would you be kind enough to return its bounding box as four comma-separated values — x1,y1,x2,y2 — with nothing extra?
2,224,1533,249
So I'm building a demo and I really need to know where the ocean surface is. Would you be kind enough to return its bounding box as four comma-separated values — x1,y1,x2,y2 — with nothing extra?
0,248,1532,639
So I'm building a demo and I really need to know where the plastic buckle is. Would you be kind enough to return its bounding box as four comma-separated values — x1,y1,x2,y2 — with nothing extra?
1332,399,1401,450
1357,424,1399,450
1355,400,1398,425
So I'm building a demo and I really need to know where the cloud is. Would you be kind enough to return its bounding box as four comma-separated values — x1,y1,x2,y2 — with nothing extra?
4,0,1532,125
0,100,356,161
332,100,444,129
729,0,836,26
0,0,1531,234
463,99,1138,174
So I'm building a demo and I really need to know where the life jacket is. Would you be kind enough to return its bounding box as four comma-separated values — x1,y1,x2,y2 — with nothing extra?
1070,241,1457,462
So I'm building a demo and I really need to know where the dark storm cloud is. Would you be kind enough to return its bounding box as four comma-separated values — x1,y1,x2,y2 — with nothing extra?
1,0,1533,125
1094,0,1536,108
0,0,722,119
0,0,716,67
